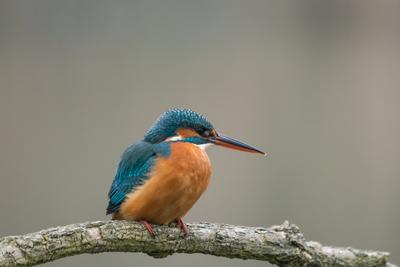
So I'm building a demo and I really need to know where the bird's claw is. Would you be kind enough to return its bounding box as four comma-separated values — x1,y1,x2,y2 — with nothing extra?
176,218,189,236
141,220,155,237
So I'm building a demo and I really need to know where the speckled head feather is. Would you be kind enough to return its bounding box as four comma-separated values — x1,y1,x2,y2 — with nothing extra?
144,108,214,143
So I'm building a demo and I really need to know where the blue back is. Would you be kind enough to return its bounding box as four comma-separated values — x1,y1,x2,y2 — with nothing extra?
106,141,170,214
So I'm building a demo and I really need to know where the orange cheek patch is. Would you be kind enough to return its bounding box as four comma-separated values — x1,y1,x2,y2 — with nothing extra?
176,128,199,138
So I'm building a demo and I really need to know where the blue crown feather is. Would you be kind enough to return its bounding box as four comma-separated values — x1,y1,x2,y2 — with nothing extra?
144,107,213,143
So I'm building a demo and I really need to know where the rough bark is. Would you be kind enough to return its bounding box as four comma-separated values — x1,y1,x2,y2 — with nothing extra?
0,220,395,267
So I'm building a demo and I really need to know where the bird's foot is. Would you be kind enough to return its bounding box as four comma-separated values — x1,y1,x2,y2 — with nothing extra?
140,220,155,237
176,218,189,236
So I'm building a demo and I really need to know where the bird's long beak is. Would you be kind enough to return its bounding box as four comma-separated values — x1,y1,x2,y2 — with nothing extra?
208,134,266,155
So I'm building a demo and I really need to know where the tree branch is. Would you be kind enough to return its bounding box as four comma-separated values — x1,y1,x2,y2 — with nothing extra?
0,220,395,267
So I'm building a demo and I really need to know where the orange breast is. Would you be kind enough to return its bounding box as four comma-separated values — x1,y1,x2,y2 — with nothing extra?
117,142,212,224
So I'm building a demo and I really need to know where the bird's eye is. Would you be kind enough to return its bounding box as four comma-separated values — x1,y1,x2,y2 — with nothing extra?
200,129,217,137
202,130,210,137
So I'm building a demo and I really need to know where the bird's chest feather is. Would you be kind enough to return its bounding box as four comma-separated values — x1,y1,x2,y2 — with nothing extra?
119,142,212,224
151,142,212,200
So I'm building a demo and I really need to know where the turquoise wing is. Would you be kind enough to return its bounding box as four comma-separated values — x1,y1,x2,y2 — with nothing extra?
106,141,156,215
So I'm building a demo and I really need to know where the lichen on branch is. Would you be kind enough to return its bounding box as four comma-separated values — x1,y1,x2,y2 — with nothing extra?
0,221,394,267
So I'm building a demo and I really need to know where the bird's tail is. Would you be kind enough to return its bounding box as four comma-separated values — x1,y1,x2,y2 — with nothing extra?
111,212,122,220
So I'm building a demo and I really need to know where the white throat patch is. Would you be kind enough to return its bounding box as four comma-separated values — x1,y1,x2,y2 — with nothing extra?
165,135,183,141
165,135,212,150
198,143,212,150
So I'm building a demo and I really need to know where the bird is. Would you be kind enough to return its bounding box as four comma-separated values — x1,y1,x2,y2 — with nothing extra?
106,107,265,236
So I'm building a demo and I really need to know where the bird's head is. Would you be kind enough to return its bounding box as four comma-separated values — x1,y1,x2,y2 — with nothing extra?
143,107,265,155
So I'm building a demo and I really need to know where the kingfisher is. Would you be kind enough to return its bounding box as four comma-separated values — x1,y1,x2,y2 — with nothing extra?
106,107,265,236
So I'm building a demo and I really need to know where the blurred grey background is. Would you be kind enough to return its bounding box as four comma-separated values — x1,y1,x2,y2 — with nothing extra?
0,1,399,266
